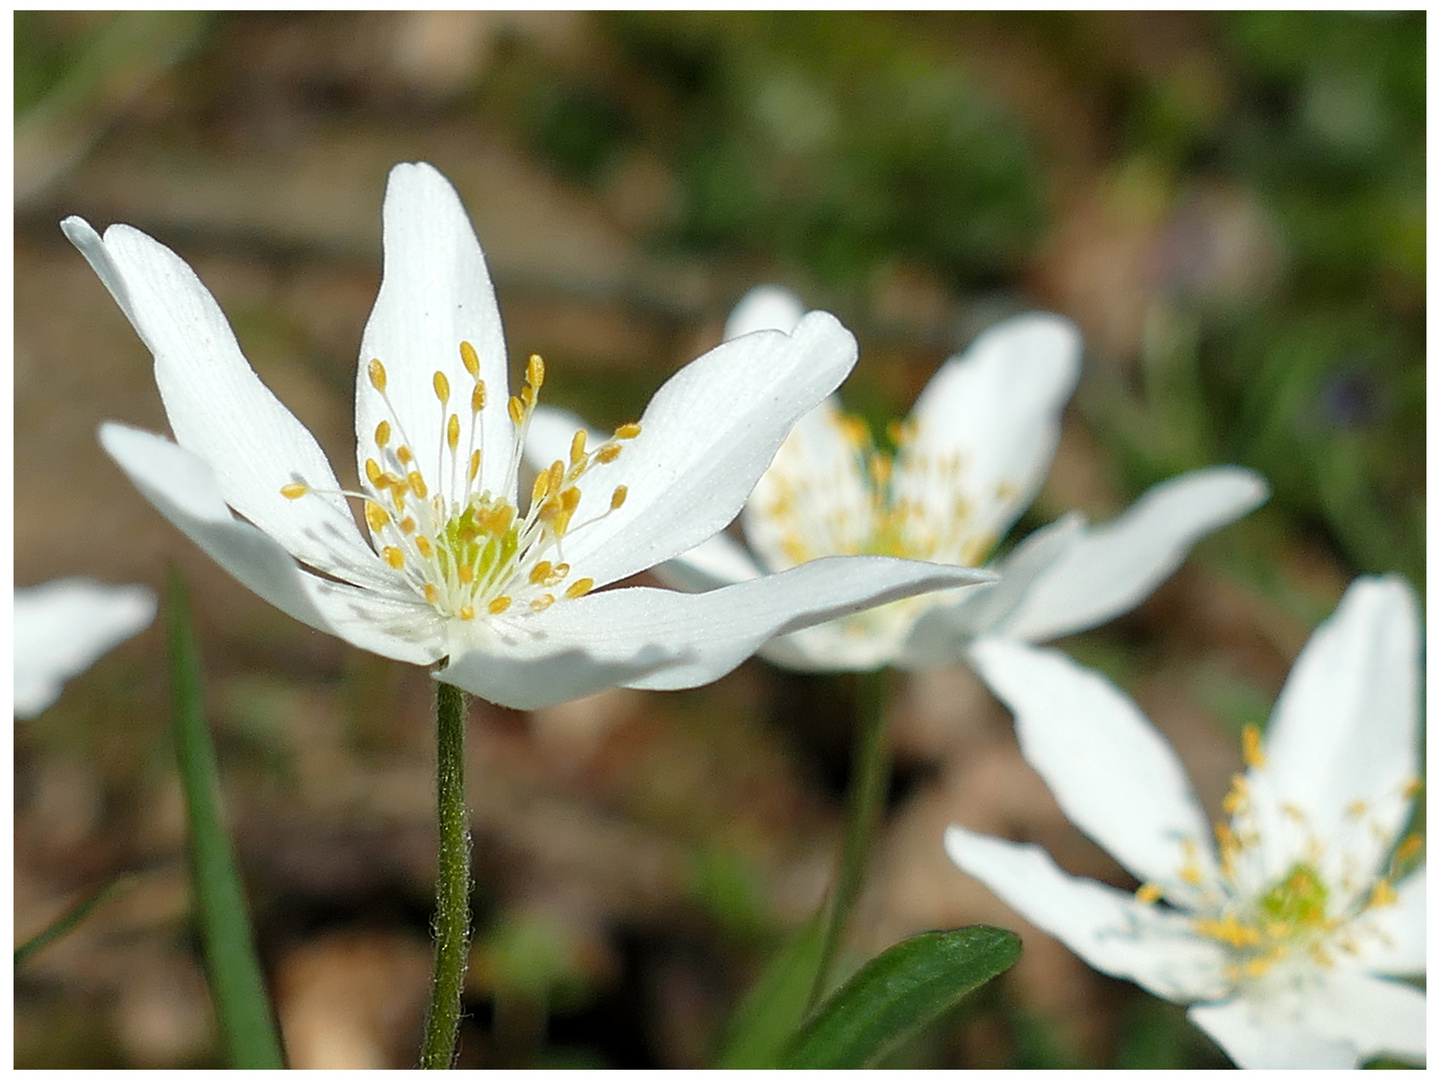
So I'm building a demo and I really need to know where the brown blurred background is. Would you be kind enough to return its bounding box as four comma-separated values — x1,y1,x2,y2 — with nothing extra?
14,12,1423,1067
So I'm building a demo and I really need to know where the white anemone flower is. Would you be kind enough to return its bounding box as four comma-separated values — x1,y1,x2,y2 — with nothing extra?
62,164,992,711
15,579,157,718
946,575,1425,1069
534,286,1268,671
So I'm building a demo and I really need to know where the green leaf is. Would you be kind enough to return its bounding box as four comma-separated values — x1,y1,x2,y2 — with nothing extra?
166,569,286,1069
780,926,1020,1069
714,912,826,1068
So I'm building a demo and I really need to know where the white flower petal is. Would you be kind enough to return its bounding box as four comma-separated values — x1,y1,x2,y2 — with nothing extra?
1360,869,1425,976
1261,575,1420,878
62,217,394,592
100,423,440,666
723,284,805,338
435,640,684,712
996,466,1269,643
899,513,1086,667
759,617,904,673
742,395,873,572
14,580,157,718
896,313,1081,552
652,531,765,592
355,162,514,503
969,638,1219,896
548,312,859,589
514,555,993,693
1187,968,1426,1069
944,825,1229,1001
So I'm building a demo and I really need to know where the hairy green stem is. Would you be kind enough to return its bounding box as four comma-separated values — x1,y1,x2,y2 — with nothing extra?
420,679,472,1068
807,668,892,1013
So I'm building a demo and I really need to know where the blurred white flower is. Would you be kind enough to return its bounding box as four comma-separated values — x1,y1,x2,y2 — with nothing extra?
947,576,1425,1069
535,286,1267,671
64,165,990,711
15,579,156,718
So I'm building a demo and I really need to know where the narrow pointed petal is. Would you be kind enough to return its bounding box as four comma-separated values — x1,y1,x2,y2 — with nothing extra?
355,162,514,503
969,638,1219,896
899,513,1086,667
100,423,440,666
743,395,872,572
548,312,859,589
1187,969,1426,1069
14,580,157,718
997,467,1269,643
1360,870,1425,976
62,217,392,591
1260,576,1420,880
944,826,1229,1001
895,313,1081,553
505,555,991,699
724,285,805,338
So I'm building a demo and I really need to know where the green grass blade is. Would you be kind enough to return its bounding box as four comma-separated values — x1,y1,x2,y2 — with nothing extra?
780,926,1020,1069
714,911,826,1067
166,569,285,1069
14,875,132,967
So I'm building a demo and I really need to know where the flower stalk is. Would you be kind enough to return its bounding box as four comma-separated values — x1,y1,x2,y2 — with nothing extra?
420,679,472,1068
808,667,891,1012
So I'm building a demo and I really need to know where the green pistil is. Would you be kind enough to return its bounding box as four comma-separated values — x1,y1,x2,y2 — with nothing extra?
1258,862,1329,929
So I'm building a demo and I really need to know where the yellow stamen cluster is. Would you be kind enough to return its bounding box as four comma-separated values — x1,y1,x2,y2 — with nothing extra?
282,341,639,623
750,406,1014,572
1137,722,1421,987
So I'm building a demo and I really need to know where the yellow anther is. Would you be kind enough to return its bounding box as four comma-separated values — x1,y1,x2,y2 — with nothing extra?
364,502,390,532
447,413,460,452
1180,866,1203,885
530,594,555,612
614,422,641,440
415,535,434,558
532,469,551,503
611,485,628,510
397,446,414,466
365,458,384,486
1135,883,1163,906
1242,957,1272,979
508,396,524,425
457,564,474,585
552,562,570,579
407,471,427,499
468,450,481,482
281,482,309,500
383,546,405,569
1242,724,1267,769
529,561,554,586
424,583,440,605
596,443,622,464
1346,799,1368,819
400,516,417,535
570,429,587,465
1368,878,1398,908
460,340,480,378
548,460,565,495
459,605,475,621
375,420,391,447
526,354,545,389
564,578,594,599
367,358,387,393
1395,835,1424,863
521,385,536,410
433,370,451,405
488,596,512,615
471,382,486,413
1222,776,1249,816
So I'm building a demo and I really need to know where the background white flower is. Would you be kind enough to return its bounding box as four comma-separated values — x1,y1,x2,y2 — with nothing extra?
945,575,1425,1069
15,579,157,718
534,286,1268,671
64,164,991,711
